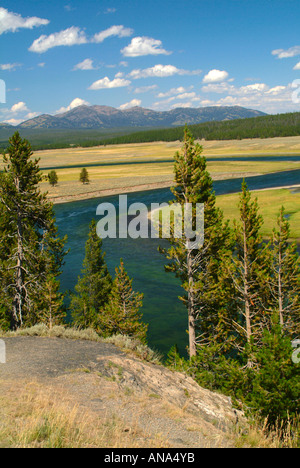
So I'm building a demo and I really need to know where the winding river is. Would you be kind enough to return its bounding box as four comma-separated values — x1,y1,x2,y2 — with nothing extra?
54,169,300,356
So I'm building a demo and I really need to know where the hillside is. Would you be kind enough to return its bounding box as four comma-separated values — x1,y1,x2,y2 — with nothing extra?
16,105,265,130
0,333,243,448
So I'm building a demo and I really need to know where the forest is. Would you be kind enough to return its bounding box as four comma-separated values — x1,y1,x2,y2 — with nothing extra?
0,130,299,445
96,111,300,146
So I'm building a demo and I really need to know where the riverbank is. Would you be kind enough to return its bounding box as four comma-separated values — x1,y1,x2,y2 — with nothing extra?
46,171,264,205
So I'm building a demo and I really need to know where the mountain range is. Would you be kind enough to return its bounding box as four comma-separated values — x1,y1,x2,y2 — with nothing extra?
9,105,265,130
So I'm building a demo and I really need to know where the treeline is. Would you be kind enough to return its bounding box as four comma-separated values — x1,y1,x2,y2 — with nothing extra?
0,127,135,151
160,127,300,434
97,111,300,145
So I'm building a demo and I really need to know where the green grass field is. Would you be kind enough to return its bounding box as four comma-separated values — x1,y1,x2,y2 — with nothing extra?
216,188,300,240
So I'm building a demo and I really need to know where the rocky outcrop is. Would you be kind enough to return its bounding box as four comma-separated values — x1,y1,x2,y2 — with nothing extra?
97,353,243,431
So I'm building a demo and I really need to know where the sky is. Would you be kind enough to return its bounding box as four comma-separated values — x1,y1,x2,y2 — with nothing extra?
1,0,300,125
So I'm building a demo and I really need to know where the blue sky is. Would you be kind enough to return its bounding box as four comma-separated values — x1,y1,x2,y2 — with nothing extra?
1,0,300,125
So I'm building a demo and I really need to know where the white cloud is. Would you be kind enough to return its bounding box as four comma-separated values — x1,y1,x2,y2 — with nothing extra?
212,82,297,114
203,69,229,83
200,99,215,106
38,62,45,68
266,85,287,95
88,75,131,90
0,101,40,125
93,25,133,43
56,98,90,114
3,118,24,126
239,83,269,94
0,7,49,35
73,58,97,70
293,62,300,70
0,63,21,71
11,101,28,113
25,112,39,119
119,99,142,110
170,102,193,109
29,26,88,53
202,82,234,94
134,85,158,94
104,8,117,14
174,92,196,100
272,46,300,59
64,5,76,12
121,36,171,57
153,91,199,109
202,82,269,96
157,86,193,98
129,64,201,79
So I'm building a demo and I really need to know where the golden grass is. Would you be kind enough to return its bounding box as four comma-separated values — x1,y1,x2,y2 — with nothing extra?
29,136,300,170
201,135,300,156
0,379,168,448
233,418,299,448
2,137,300,204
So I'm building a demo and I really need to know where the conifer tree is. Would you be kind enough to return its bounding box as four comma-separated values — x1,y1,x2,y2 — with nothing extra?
80,168,89,184
48,170,58,187
0,132,67,329
71,220,112,329
230,181,270,365
100,259,147,342
160,127,231,357
248,316,300,427
266,207,300,336
36,276,66,329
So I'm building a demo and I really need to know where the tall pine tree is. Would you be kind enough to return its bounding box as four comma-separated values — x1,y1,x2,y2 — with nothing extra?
230,181,270,366
0,132,67,329
71,219,112,329
266,207,300,336
160,127,231,357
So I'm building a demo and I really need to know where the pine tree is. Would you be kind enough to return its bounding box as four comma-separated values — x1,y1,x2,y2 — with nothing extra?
248,316,300,427
230,181,270,365
71,220,112,329
267,207,300,336
80,168,89,184
166,344,183,370
160,127,231,357
36,276,66,329
48,170,58,187
100,259,147,342
0,132,67,329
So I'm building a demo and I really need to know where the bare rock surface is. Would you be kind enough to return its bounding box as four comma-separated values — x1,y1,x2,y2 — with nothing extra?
0,337,243,447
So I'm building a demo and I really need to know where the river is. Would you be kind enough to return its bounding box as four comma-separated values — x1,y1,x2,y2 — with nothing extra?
54,169,300,356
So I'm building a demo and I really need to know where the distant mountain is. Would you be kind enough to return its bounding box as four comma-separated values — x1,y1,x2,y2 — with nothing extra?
17,105,266,130
0,123,13,129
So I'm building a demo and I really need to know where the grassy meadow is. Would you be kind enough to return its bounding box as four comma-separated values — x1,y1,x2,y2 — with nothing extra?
5,136,295,203
2,137,300,230
217,187,300,240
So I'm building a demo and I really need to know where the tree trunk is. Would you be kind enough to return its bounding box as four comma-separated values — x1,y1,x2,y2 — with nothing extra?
187,250,197,358
243,221,253,368
277,223,284,327
11,210,24,329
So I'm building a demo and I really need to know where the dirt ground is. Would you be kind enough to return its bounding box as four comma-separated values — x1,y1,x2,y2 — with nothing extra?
0,336,241,448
